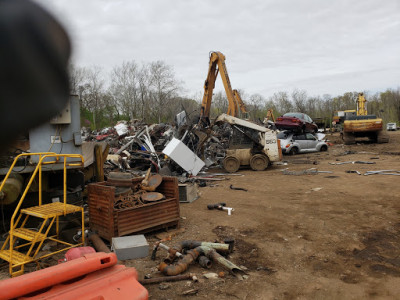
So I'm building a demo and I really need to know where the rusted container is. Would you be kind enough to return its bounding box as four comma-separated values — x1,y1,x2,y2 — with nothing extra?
87,176,180,241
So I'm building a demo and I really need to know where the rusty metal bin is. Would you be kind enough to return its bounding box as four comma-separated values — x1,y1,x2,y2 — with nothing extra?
87,176,180,241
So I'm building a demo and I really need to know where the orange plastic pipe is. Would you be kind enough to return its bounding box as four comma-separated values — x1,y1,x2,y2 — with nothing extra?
0,252,117,300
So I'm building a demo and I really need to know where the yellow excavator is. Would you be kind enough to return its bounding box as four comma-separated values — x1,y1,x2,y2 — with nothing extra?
200,51,248,121
342,93,389,144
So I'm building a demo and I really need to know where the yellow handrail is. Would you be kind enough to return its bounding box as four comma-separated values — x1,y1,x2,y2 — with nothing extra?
0,152,56,193
4,153,84,267
38,154,84,214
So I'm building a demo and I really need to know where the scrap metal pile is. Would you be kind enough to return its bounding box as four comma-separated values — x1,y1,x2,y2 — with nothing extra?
84,111,234,177
106,170,166,210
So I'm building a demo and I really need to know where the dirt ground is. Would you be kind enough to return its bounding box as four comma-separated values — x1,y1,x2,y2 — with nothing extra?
131,131,400,300
1,131,400,299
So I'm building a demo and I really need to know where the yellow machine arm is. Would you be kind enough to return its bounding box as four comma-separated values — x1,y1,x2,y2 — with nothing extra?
356,93,368,116
200,51,238,119
233,89,249,119
265,108,276,123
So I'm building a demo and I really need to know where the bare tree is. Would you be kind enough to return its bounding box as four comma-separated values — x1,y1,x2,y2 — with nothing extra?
291,89,307,112
101,92,120,124
137,64,151,121
271,91,293,114
332,92,358,112
80,66,104,129
69,64,87,95
248,93,264,120
305,96,318,117
211,91,228,117
149,61,180,123
110,61,139,120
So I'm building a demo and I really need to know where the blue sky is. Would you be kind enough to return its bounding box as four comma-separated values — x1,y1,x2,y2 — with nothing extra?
36,0,400,99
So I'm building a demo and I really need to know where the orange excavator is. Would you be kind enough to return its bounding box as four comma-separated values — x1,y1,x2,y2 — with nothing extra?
200,51,248,121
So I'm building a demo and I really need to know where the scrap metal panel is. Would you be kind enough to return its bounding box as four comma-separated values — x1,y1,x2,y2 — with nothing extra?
87,184,115,240
117,199,180,236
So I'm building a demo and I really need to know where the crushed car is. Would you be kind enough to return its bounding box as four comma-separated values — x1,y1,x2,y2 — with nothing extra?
275,112,317,133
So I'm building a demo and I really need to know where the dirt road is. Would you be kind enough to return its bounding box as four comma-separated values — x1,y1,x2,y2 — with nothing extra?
135,131,400,299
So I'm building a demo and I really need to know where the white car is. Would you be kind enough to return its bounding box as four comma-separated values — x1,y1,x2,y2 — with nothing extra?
278,131,328,155
387,123,397,131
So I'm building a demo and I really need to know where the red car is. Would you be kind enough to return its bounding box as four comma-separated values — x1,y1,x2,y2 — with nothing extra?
275,113,318,133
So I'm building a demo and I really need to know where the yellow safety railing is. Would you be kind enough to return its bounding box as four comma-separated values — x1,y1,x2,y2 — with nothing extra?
0,152,57,194
0,153,84,273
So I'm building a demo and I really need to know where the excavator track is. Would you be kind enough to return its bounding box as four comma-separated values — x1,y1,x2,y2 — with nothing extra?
342,132,355,145
377,131,390,143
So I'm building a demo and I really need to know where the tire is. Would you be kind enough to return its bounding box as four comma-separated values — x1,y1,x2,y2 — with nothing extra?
223,156,240,173
289,147,298,155
320,145,328,152
250,154,269,171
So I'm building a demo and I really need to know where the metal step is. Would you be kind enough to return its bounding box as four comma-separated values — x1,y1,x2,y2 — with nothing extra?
13,228,46,242
21,202,82,218
0,249,33,265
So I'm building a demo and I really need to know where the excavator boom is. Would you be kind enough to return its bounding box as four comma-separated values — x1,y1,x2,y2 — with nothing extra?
265,108,275,123
356,93,368,116
200,52,239,119
233,90,249,119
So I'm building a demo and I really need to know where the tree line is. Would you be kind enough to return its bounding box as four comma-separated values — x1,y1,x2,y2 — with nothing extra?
70,62,197,129
70,62,400,129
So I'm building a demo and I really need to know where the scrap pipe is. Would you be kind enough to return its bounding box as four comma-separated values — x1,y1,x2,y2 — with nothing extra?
159,246,243,276
88,233,111,253
159,248,201,276
139,273,196,285
198,255,212,269
174,240,231,254
152,241,183,261
200,246,245,276
154,240,231,262
160,242,184,263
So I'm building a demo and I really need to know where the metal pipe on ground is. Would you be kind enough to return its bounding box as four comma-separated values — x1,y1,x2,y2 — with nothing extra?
159,248,201,276
158,245,244,277
88,233,111,253
198,255,212,269
151,241,183,261
175,240,231,254
200,246,245,277
139,273,197,285
153,240,231,262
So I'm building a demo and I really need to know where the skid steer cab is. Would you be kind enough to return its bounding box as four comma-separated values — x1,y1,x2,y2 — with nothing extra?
215,114,282,173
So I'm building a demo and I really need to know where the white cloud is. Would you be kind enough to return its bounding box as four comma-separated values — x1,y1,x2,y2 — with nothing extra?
35,0,400,98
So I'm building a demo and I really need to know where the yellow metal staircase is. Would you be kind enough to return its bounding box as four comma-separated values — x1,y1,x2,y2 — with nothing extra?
0,153,85,277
